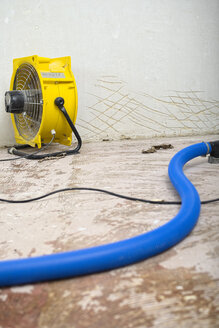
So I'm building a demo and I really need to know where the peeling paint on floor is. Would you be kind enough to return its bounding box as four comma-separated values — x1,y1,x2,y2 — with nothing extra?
0,135,218,327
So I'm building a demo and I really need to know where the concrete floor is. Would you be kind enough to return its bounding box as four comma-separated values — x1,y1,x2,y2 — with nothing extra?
0,134,218,328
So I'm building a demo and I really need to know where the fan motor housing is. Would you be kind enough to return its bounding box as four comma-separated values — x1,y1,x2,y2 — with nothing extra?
8,55,78,148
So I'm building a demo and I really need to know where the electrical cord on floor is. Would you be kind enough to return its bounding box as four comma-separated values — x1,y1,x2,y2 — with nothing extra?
1,141,218,286
4,98,82,160
0,134,55,162
0,135,218,205
0,186,218,205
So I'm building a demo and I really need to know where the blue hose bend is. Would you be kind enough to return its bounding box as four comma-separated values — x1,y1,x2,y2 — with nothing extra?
0,142,211,286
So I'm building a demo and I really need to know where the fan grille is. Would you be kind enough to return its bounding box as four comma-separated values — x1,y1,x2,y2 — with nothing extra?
13,63,43,141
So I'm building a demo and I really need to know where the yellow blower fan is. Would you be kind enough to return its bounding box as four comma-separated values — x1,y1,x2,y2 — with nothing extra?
5,55,81,159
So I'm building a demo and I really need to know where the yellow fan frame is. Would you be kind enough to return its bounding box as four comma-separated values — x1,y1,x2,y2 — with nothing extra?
10,55,78,148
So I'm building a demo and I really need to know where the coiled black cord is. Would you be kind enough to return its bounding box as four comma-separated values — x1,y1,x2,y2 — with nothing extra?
0,135,55,162
2,98,82,160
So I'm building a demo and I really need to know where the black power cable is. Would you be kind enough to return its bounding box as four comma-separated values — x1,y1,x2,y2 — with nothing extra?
0,187,218,205
0,134,55,162
3,97,82,160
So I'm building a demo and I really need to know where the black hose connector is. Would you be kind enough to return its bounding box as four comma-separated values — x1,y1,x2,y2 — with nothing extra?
209,140,219,158
54,97,65,108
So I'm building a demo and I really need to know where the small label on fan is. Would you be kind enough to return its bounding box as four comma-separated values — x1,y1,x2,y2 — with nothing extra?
41,72,65,78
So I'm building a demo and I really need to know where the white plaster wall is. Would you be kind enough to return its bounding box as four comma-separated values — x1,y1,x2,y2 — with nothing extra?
0,0,218,145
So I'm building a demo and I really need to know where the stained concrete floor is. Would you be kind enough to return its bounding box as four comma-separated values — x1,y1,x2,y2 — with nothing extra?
0,134,218,328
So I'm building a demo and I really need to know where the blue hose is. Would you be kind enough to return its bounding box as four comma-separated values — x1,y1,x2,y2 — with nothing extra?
0,142,211,286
